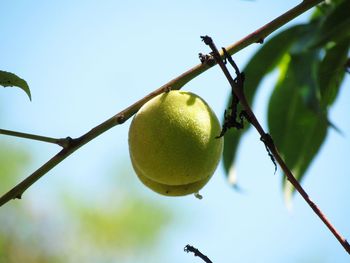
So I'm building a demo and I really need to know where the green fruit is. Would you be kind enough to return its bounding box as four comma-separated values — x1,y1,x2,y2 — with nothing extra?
128,90,223,196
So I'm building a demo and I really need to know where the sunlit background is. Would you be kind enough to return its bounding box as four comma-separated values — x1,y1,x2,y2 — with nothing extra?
1,1,349,262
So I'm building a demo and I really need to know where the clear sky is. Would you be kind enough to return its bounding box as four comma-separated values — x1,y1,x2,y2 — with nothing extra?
1,1,349,262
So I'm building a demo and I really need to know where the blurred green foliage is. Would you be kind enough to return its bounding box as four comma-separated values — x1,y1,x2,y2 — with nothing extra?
0,145,172,263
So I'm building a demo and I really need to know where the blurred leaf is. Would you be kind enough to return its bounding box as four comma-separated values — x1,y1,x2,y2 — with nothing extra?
309,0,350,48
268,52,328,201
65,192,172,252
0,161,172,262
0,143,31,193
318,39,350,108
0,70,31,100
222,25,307,180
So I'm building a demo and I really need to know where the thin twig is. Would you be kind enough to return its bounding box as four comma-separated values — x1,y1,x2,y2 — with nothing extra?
0,128,71,148
203,36,350,255
0,86,171,206
184,245,213,263
0,0,323,207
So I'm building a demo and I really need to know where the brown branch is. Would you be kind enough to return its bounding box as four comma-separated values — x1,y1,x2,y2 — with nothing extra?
0,0,323,207
0,128,71,148
203,35,350,255
0,86,171,206
184,245,213,263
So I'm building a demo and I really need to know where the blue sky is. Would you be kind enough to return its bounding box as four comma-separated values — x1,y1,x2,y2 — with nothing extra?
1,1,349,262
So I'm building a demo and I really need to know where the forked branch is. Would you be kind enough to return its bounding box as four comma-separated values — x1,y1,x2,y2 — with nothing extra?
0,129,72,148
202,35,350,255
0,1,323,207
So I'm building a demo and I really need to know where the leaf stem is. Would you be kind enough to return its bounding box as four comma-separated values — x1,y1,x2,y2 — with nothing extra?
203,36,350,255
0,1,323,207
0,128,70,148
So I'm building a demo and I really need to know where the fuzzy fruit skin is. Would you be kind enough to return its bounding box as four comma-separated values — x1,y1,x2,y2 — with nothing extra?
128,90,223,196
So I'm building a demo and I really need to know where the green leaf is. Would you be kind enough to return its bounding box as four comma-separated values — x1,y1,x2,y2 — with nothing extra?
222,25,307,180
318,39,350,108
309,0,350,48
268,52,328,201
0,70,31,100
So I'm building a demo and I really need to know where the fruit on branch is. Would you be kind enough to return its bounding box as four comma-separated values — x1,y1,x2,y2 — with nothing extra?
128,90,223,196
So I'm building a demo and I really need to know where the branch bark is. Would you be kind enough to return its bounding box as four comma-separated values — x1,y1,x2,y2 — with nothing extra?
202,35,350,255
0,129,71,148
184,245,213,263
0,0,323,207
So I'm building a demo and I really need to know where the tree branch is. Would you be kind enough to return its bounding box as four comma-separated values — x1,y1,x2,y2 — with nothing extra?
0,0,323,207
184,245,213,263
0,128,71,148
202,35,350,255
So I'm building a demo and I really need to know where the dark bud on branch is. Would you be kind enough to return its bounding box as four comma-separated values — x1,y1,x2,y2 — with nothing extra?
184,244,213,263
